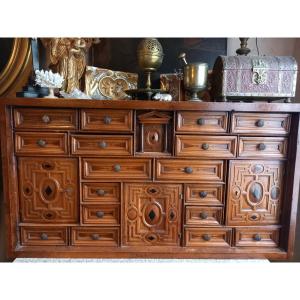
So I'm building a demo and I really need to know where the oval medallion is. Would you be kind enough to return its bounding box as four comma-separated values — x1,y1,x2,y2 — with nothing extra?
247,181,264,205
127,207,138,221
40,178,59,202
144,233,158,243
146,130,160,146
251,164,264,174
270,186,280,200
143,202,162,226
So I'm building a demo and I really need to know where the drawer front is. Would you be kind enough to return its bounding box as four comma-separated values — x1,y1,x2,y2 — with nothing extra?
14,108,77,130
238,137,288,158
185,184,224,206
177,111,228,133
185,206,223,226
71,135,133,156
71,227,119,246
231,113,291,135
82,183,120,203
185,227,232,247
15,132,68,155
82,158,152,181
176,135,236,158
20,226,68,246
81,109,133,132
234,227,280,247
82,205,120,225
156,159,224,182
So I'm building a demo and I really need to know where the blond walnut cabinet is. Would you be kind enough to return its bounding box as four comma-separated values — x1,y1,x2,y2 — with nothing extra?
1,98,300,260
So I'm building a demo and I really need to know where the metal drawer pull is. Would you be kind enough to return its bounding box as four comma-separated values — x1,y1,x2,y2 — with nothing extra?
40,233,48,240
37,139,47,147
96,189,105,196
199,191,207,198
98,141,107,149
103,116,112,124
114,164,121,172
202,234,211,241
201,143,209,150
256,119,265,127
91,234,100,240
199,212,208,219
41,114,51,124
96,211,105,218
184,167,193,174
197,118,205,125
253,234,262,241
257,143,266,151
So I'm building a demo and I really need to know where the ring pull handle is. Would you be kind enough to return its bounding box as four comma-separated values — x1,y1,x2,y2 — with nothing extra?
201,143,209,150
114,164,121,172
40,233,48,240
98,141,107,149
199,191,207,198
257,143,266,151
256,119,265,127
253,234,262,241
96,189,105,196
103,116,112,124
202,234,211,241
41,115,51,124
184,167,193,174
197,118,205,125
96,211,105,218
37,139,47,147
91,234,100,240
199,212,208,220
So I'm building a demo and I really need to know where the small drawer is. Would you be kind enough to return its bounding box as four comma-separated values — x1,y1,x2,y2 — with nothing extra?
82,158,152,181
185,206,223,226
238,137,288,158
81,109,133,132
71,135,133,156
176,135,236,158
234,227,280,247
15,132,68,155
71,227,119,246
184,227,232,247
156,159,224,182
177,111,228,133
20,226,68,246
231,113,291,135
82,183,120,203
14,108,77,130
185,184,224,206
82,205,120,225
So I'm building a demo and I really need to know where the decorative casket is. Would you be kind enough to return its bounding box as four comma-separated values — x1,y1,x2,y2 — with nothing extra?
212,55,298,102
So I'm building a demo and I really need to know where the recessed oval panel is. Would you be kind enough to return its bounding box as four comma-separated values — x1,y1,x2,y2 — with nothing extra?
248,181,264,205
40,178,59,202
143,202,162,226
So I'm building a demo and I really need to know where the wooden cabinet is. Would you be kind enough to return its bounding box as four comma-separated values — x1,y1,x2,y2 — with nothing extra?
1,99,299,260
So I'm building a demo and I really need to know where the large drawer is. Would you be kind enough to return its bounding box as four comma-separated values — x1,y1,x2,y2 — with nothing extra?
14,108,77,130
82,183,120,203
238,136,288,158
71,227,119,246
185,206,223,226
15,132,68,155
184,227,232,247
81,109,133,132
20,226,68,246
231,113,291,135
177,111,228,133
234,227,280,248
71,135,133,156
176,135,236,158
156,159,224,182
82,204,120,225
82,158,152,181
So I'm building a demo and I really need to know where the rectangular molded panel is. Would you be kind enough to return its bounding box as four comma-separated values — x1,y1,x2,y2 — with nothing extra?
81,204,120,225
185,206,223,226
82,183,120,203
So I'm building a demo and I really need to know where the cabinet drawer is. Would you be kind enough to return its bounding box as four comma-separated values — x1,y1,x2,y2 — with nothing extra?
176,135,236,158
177,111,228,133
234,227,280,247
14,108,77,130
15,132,68,155
231,113,291,135
82,205,120,225
71,135,133,156
185,206,223,226
20,226,68,246
238,137,288,158
156,159,224,182
185,184,224,206
82,183,120,203
82,158,152,181
185,227,232,247
81,109,133,132
71,227,119,246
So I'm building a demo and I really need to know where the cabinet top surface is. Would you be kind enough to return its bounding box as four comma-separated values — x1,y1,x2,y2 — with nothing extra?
1,97,300,112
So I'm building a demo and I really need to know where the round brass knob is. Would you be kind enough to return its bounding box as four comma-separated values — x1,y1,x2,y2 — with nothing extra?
202,234,211,241
253,234,262,241
103,116,112,124
37,139,47,147
257,143,266,151
41,115,51,124
96,189,105,196
91,234,100,240
184,167,193,174
40,233,48,240
96,211,104,218
256,119,265,127
114,164,121,172
201,143,209,150
98,141,107,149
199,191,207,198
197,118,205,125
199,212,208,219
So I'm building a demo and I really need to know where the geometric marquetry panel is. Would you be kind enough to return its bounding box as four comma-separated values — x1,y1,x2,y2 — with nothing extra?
18,158,78,223
226,160,285,225
123,183,182,246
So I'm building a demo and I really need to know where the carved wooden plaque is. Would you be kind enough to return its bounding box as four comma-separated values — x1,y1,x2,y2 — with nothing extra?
123,183,182,246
